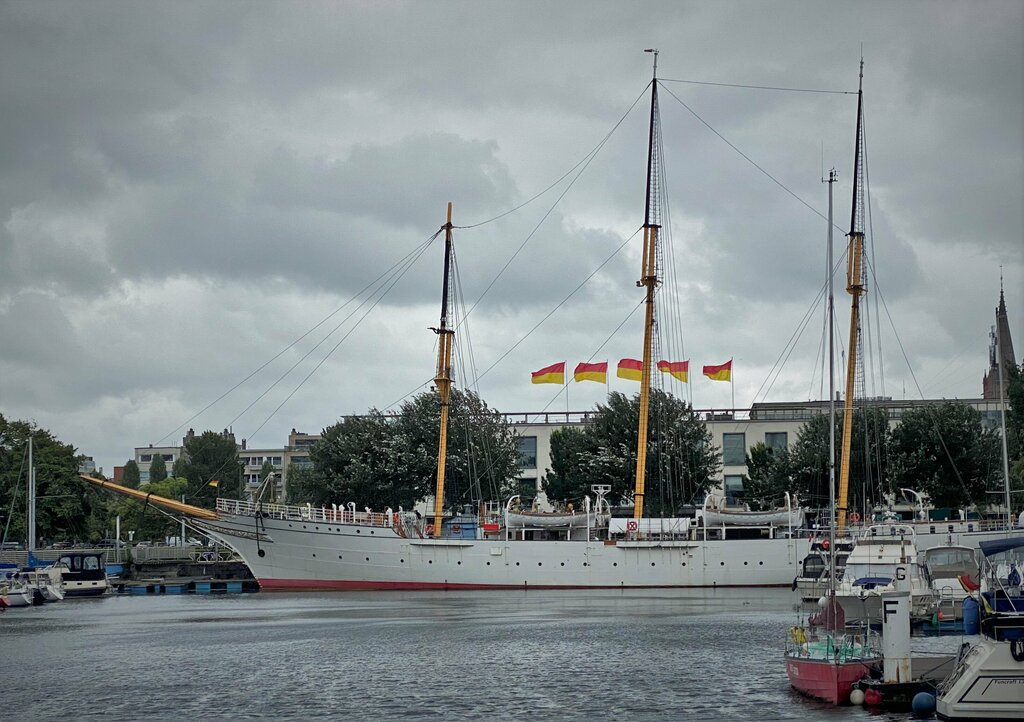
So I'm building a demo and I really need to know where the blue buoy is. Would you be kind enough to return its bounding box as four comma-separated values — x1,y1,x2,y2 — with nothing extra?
912,692,936,717
963,596,980,635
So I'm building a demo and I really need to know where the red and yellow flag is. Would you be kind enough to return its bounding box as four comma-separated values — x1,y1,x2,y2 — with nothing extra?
574,361,608,383
531,362,565,384
702,360,732,382
657,360,689,382
617,358,643,381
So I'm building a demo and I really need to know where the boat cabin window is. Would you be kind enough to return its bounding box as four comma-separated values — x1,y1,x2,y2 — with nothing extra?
84,556,100,571
925,548,975,567
802,555,826,577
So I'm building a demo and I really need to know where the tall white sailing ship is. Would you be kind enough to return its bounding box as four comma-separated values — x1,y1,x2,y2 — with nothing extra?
83,55,812,590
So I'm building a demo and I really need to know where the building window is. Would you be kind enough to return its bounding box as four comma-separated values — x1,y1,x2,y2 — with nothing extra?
722,433,746,466
140,454,152,463
765,432,788,454
724,475,744,505
292,456,310,465
517,436,537,469
162,454,174,462
272,457,282,465
517,478,538,497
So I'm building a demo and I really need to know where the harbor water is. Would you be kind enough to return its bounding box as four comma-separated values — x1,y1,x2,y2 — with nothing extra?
1,588,956,720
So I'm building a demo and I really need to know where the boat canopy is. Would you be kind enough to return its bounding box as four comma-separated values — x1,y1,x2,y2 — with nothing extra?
978,537,1024,558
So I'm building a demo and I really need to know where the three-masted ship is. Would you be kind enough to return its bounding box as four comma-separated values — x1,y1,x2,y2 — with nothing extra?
82,56,809,591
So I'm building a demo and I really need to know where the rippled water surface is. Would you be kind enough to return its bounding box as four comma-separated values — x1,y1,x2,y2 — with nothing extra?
1,589,955,720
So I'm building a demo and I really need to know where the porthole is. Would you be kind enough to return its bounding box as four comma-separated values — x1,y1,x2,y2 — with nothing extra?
356,529,361,534
486,561,491,566
759,561,764,566
338,555,343,560
400,559,404,563
365,557,369,561
583,562,588,567
457,561,462,565
560,562,565,567
538,562,542,567
370,530,375,535
613,562,618,567
315,526,319,530
312,553,316,558
682,562,686,566
720,561,725,566
428,560,433,564
515,562,520,566
743,561,748,566
651,562,655,567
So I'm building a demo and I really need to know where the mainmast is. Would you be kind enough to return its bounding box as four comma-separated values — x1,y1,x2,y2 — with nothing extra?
826,169,837,571
633,49,661,521
432,203,455,538
837,61,865,534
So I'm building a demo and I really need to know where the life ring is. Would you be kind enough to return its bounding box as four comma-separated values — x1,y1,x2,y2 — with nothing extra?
451,523,462,534
850,512,861,524
822,538,830,551
425,524,434,535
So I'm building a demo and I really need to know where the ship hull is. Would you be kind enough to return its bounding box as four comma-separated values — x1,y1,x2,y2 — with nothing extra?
194,514,810,591
786,655,874,705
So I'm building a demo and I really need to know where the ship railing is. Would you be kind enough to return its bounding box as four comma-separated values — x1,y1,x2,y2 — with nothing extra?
216,499,394,527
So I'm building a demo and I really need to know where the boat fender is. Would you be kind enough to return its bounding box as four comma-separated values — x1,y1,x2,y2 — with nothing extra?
849,512,860,523
451,524,461,534
393,512,400,526
789,626,807,645
1012,639,1024,663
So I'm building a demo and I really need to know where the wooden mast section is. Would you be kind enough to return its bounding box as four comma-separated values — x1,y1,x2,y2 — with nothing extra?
633,50,661,521
837,61,865,534
432,203,456,538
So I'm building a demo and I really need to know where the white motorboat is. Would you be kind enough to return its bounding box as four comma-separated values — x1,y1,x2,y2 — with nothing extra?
935,537,1024,720
833,525,937,626
0,574,34,607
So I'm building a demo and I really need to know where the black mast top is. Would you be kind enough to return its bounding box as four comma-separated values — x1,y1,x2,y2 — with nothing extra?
848,58,865,236
643,49,660,228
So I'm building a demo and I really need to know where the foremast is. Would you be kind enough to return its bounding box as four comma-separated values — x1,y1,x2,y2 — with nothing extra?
432,202,455,538
837,61,865,534
634,50,662,521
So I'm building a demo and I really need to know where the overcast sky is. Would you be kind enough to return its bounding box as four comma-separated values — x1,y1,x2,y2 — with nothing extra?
2,1,1021,474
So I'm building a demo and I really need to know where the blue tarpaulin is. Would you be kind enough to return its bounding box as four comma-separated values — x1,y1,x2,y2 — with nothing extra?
979,537,1024,558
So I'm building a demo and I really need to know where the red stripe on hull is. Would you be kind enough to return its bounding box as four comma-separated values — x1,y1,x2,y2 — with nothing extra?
258,578,793,592
785,656,872,705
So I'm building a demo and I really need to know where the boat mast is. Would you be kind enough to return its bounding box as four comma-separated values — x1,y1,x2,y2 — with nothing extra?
633,49,661,521
432,203,456,538
826,169,837,572
837,60,865,534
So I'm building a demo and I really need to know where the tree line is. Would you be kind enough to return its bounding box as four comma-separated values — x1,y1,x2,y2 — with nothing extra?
2,364,1021,545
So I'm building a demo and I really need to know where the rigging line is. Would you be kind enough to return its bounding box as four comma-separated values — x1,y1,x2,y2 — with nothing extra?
863,105,886,397
454,85,650,229
867,262,975,504
242,235,438,442
474,227,643,384
153,230,442,446
527,298,646,424
659,77,856,95
453,100,646,334
659,82,846,232
749,248,848,407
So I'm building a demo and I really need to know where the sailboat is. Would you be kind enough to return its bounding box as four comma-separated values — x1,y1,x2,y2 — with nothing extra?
785,62,881,705
81,54,811,591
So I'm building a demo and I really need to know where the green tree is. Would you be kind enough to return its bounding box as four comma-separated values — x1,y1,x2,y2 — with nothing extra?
888,401,1003,509
787,407,890,512
181,430,244,506
258,460,277,503
123,460,141,489
106,476,189,543
303,389,520,511
0,415,104,545
742,441,793,510
1005,362,1024,507
545,390,720,514
149,453,167,483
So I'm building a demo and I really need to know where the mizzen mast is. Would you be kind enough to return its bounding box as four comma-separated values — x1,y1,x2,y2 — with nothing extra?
633,49,662,521
432,202,455,538
837,61,866,534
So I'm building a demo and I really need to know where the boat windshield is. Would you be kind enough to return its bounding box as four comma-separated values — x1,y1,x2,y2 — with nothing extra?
925,548,975,567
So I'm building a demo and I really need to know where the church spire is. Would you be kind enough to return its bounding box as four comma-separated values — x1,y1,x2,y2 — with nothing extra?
983,278,1016,399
